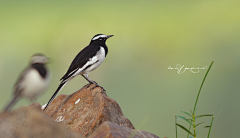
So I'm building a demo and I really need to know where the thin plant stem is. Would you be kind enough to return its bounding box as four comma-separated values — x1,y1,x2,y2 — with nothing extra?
216,108,222,121
187,61,214,138
175,115,178,138
192,112,196,138
207,116,214,138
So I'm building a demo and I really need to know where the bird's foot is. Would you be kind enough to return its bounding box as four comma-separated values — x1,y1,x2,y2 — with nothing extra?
86,82,93,88
85,81,106,91
86,81,98,89
90,82,106,92
91,85,106,92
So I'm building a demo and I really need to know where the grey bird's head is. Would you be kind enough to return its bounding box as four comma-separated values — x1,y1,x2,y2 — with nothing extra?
90,34,114,45
30,54,50,64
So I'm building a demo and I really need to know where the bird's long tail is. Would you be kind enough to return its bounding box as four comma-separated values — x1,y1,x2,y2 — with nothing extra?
43,81,67,111
4,95,19,112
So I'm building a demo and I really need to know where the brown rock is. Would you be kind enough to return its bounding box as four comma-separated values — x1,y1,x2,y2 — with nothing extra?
44,84,135,137
88,121,160,138
0,104,82,138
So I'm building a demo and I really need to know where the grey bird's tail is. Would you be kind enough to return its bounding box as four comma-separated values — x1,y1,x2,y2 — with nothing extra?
43,81,67,111
4,95,19,112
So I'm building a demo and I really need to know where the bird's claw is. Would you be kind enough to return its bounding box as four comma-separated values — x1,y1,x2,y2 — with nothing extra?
85,81,105,91
90,85,106,92
90,83,106,92
86,83,92,88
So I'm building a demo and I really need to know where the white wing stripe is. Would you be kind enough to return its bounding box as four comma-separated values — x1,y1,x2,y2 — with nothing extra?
63,54,99,82
62,47,105,83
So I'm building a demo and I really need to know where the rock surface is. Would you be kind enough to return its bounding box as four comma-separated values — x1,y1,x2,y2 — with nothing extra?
0,84,159,138
43,84,135,137
88,121,159,138
0,103,82,138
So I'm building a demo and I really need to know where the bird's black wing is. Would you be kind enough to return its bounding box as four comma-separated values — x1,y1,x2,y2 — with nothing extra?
13,66,30,95
60,45,100,81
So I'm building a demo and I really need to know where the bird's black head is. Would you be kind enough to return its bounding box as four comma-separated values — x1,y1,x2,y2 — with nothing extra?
90,34,113,45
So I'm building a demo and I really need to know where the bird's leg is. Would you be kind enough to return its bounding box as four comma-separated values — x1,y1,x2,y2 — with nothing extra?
90,82,106,91
81,74,93,88
82,74,105,91
81,74,92,84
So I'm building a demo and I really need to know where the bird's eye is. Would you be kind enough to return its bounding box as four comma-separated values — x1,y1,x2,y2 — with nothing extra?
99,38,102,40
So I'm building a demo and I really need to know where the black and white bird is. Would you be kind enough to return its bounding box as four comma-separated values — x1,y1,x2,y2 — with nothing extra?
43,34,113,111
4,54,51,112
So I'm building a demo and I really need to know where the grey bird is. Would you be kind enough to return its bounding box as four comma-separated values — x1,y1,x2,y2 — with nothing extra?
4,54,51,112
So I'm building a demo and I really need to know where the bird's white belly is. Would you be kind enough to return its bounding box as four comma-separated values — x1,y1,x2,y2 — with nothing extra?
82,47,106,74
20,69,51,98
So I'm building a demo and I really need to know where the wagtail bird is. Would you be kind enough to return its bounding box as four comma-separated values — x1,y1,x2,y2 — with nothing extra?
43,34,113,111
4,54,51,112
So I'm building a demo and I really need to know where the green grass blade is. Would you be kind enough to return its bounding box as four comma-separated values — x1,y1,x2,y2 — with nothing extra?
176,124,194,136
175,115,178,138
196,121,213,127
187,61,214,138
193,60,214,114
176,119,184,121
195,114,213,119
195,122,204,127
136,115,151,129
196,125,211,135
216,108,222,121
190,110,193,114
207,116,215,138
196,126,204,135
177,115,193,125
181,111,192,117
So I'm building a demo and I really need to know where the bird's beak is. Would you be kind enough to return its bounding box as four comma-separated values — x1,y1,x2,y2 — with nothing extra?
46,57,51,63
106,35,114,39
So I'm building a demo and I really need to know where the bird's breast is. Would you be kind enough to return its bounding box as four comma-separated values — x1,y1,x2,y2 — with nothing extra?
82,46,106,74
19,69,51,98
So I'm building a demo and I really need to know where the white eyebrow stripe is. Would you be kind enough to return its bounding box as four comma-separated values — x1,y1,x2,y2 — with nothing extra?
92,34,107,40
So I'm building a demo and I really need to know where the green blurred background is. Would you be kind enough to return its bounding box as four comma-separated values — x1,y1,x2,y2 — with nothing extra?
0,0,239,137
